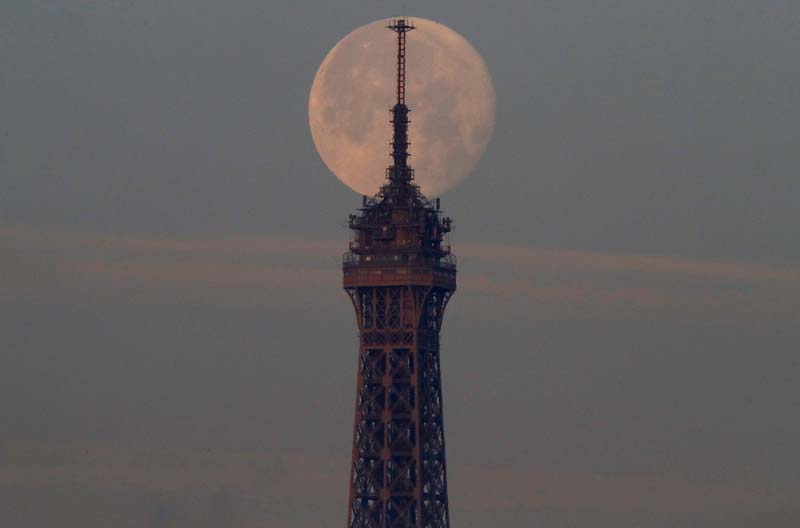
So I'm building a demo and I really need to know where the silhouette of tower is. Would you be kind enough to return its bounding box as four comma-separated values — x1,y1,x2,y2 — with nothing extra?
343,18,456,528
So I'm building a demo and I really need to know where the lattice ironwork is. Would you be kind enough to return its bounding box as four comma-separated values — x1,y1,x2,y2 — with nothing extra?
346,286,454,527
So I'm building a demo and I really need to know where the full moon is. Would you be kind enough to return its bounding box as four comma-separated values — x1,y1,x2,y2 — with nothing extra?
309,18,495,196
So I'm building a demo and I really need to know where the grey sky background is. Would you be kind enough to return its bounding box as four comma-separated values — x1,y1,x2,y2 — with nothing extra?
1,1,799,527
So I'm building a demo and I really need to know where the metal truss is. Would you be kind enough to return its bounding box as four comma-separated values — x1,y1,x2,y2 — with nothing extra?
346,286,453,528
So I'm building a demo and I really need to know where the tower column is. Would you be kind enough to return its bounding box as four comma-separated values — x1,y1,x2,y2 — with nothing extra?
346,286,453,527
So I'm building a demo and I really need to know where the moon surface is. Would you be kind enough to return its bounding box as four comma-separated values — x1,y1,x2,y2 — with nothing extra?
309,18,495,196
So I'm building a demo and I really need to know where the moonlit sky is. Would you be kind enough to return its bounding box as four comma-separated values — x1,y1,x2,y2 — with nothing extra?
2,1,799,527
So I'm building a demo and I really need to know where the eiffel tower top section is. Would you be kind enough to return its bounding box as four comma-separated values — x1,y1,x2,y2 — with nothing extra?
343,18,456,291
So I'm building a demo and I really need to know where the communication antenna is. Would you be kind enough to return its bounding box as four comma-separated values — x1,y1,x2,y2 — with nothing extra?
386,18,415,182
387,17,414,104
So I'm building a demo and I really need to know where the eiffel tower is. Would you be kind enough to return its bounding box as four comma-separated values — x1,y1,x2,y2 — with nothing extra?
343,18,456,528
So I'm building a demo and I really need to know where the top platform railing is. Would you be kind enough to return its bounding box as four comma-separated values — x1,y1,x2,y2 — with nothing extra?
343,251,456,270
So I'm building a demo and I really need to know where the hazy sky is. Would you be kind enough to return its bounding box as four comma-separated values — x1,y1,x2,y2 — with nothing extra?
2,1,799,527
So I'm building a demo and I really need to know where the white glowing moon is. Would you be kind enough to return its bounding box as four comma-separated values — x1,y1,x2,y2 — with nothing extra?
309,18,495,196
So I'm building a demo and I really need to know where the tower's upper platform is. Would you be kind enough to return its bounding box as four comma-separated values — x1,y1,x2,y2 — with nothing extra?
342,181,456,290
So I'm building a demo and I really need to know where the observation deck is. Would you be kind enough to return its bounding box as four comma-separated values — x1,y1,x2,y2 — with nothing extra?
342,250,456,289
342,181,456,291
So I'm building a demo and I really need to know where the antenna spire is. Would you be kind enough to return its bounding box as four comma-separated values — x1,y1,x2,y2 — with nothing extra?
387,18,415,183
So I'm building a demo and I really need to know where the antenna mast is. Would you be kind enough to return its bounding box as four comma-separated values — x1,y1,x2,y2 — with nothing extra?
387,18,415,183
